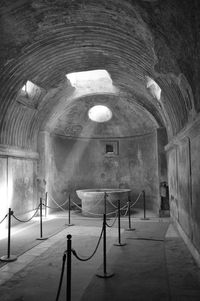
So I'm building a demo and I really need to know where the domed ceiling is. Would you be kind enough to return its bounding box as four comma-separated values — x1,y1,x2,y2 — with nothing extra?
0,0,198,149
52,94,158,138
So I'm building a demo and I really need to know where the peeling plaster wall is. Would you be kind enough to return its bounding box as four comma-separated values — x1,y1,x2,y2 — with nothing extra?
167,116,200,256
49,131,160,212
9,158,38,216
0,155,38,223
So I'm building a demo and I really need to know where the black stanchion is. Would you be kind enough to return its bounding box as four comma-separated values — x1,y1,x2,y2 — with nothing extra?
96,214,114,278
66,234,72,301
125,200,135,231
37,198,48,240
66,195,74,227
140,190,150,220
0,208,17,262
114,200,126,246
104,192,107,216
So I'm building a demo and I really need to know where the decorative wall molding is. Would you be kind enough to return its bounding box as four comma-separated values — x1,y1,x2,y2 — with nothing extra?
165,112,200,152
0,144,39,160
51,130,156,140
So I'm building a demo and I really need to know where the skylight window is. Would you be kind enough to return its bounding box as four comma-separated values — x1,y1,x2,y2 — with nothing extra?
65,69,117,94
21,80,36,97
146,76,161,101
17,80,44,109
66,70,111,87
88,105,112,123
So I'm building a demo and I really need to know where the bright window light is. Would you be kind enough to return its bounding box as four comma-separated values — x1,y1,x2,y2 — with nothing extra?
21,80,36,95
88,105,112,123
146,76,161,100
65,69,118,95
66,70,111,86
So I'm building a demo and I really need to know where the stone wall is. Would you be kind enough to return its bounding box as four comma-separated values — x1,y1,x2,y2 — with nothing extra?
48,130,161,212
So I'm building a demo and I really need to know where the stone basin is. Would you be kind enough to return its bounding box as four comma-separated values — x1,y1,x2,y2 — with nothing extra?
76,188,131,217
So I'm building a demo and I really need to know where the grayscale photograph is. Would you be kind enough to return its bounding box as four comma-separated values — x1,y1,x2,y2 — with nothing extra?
0,0,199,300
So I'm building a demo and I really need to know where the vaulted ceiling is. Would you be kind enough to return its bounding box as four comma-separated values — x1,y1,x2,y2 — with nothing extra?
0,0,199,149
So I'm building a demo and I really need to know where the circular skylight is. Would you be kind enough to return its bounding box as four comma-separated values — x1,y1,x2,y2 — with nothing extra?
88,105,112,122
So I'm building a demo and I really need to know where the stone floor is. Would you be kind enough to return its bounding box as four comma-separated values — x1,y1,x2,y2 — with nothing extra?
0,210,200,300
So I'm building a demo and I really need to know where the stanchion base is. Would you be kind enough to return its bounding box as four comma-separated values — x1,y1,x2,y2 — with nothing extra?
0,255,17,262
125,228,136,231
140,218,150,220
65,223,74,227
36,237,48,240
96,270,115,278
114,243,126,247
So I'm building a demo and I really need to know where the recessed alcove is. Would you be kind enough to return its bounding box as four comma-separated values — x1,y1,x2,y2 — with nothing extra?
47,128,167,213
41,91,166,215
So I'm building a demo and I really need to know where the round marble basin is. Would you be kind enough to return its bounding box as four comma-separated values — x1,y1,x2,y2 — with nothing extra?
76,188,131,217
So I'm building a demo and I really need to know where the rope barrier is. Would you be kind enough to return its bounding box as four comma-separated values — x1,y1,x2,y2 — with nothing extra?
105,212,118,228
71,199,119,216
130,191,143,208
121,204,129,217
72,224,104,261
55,251,67,301
55,213,117,299
107,198,118,209
71,200,104,216
12,205,40,223
103,191,142,212
120,202,129,211
0,214,8,224
48,193,69,212
106,209,118,216
42,203,59,210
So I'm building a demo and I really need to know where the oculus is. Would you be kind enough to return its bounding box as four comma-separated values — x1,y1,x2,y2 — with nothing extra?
88,105,112,123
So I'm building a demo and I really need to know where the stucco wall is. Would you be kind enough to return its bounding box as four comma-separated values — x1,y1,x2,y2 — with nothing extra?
167,118,200,255
190,134,200,252
49,131,160,212
0,155,38,223
9,158,38,215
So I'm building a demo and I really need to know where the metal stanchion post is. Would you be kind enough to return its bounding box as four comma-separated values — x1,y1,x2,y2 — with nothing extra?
37,198,48,240
114,200,126,246
66,234,72,301
140,190,149,220
0,208,17,262
66,195,74,227
125,199,135,231
104,192,107,216
96,214,114,278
